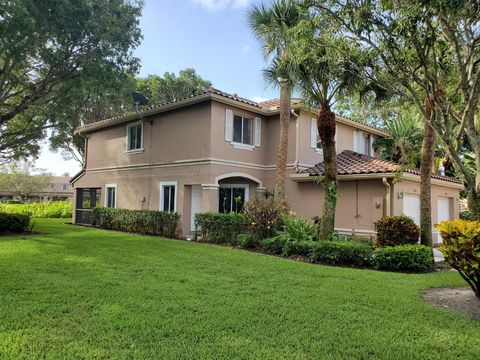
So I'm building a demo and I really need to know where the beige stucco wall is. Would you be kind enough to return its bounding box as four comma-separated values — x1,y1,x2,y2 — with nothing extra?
84,102,212,170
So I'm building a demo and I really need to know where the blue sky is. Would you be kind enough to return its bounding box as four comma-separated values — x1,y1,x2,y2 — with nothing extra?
37,0,276,175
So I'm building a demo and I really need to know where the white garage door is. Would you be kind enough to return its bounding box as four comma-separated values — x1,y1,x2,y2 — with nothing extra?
403,193,420,226
437,197,451,223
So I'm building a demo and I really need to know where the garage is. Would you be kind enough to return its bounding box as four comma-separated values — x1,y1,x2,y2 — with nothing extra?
435,196,452,245
403,193,420,226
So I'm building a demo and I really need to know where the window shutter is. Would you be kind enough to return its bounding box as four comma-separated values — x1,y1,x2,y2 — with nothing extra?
335,125,338,152
310,118,317,148
225,109,233,142
254,117,261,147
370,135,375,156
353,130,358,152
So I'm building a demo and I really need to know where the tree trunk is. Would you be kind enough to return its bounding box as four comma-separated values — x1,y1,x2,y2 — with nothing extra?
420,122,435,246
318,104,337,239
274,81,291,198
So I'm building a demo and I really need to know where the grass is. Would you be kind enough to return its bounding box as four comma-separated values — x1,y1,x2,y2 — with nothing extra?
0,219,479,359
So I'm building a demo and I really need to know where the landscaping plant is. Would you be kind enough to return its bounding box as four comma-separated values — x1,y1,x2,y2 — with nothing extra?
0,201,72,218
92,208,179,238
0,212,31,233
194,212,246,244
242,196,289,240
374,215,420,247
374,245,434,272
436,220,480,297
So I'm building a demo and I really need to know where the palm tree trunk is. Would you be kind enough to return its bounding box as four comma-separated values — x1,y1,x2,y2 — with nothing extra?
420,123,435,246
274,80,291,198
318,104,337,239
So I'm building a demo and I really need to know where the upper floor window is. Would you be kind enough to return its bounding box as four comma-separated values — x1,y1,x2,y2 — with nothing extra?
50,184,55,189
354,130,373,156
233,115,253,145
62,184,70,190
126,121,143,152
225,109,261,150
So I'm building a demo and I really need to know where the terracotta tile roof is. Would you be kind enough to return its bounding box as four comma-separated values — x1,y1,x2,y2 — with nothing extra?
205,87,262,108
258,98,303,109
303,150,462,184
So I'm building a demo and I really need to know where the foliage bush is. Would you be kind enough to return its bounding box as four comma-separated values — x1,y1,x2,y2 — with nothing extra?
260,236,287,255
436,220,480,297
280,215,318,242
374,215,420,247
309,241,374,267
92,207,179,238
374,245,434,272
459,210,476,221
194,212,246,244
236,233,256,249
0,212,31,233
0,201,72,218
327,232,373,247
243,196,289,240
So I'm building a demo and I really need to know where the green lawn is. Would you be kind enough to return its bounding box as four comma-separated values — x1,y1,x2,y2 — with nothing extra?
1,219,479,359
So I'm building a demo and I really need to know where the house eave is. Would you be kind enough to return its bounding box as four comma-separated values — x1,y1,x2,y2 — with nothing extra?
290,171,464,189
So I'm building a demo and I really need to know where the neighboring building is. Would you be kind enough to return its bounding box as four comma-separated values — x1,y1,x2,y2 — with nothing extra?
0,176,74,203
71,87,462,244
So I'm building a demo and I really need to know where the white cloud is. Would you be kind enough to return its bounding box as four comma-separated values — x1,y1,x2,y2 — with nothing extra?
251,96,269,103
192,0,252,12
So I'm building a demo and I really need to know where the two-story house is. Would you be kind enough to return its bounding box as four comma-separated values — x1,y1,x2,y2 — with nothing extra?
71,87,462,243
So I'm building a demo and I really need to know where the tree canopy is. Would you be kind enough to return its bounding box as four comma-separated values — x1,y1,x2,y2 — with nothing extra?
0,0,143,163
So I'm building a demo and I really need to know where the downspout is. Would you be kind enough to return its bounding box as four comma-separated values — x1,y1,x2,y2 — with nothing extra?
291,109,300,171
382,177,391,216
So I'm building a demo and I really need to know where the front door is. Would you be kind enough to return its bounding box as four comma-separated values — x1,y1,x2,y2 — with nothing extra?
191,185,203,231
218,185,248,213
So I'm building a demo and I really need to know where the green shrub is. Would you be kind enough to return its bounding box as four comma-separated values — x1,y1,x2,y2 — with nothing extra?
309,241,374,267
194,212,246,244
436,220,480,297
243,196,289,240
0,201,72,218
280,215,318,242
260,235,287,255
327,232,373,247
0,212,31,233
374,245,434,272
236,233,256,249
282,239,313,257
374,215,420,247
459,210,476,221
92,208,179,238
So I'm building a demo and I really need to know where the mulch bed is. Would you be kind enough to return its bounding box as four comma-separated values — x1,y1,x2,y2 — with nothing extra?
422,287,480,321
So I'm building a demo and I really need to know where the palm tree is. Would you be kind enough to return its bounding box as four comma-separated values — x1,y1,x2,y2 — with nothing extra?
289,19,387,239
248,0,305,198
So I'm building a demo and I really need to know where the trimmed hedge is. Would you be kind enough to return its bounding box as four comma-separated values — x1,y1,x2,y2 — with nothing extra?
91,208,179,238
374,245,434,272
374,215,420,246
0,212,31,233
310,241,374,267
0,201,72,218
194,212,246,244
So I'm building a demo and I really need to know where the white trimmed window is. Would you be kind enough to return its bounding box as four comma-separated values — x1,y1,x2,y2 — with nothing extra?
126,121,143,152
225,109,261,150
160,181,177,212
354,130,374,156
105,184,117,208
